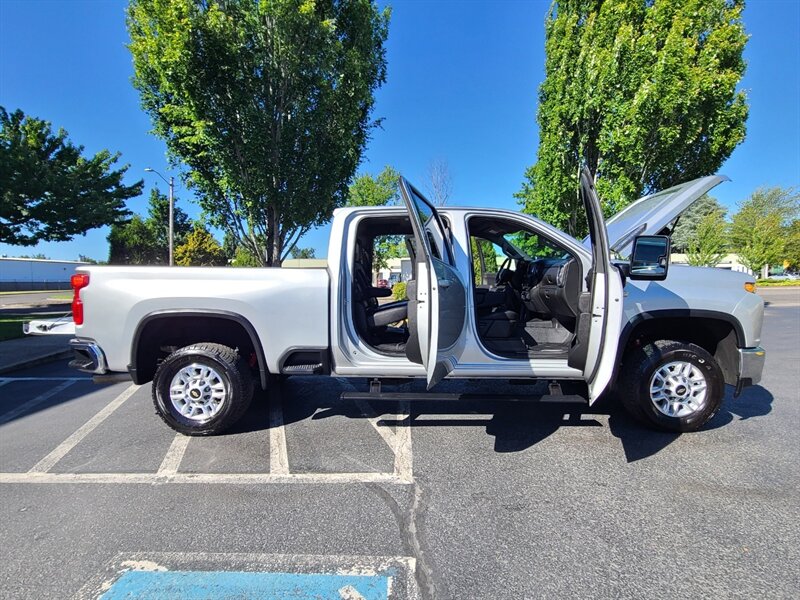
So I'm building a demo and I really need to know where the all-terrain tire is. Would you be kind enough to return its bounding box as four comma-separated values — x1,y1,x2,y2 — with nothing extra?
152,342,254,436
618,340,724,433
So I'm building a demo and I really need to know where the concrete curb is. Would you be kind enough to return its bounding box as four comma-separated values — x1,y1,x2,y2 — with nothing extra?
0,350,72,375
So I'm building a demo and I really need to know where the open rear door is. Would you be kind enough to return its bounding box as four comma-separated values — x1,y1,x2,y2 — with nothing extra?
399,178,467,389
568,167,624,403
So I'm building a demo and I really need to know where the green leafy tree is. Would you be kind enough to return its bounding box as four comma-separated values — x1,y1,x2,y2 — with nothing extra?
470,238,498,285
517,0,748,237
107,215,159,265
671,195,725,252
0,107,142,245
686,208,728,267
127,0,390,266
785,220,800,271
231,246,261,267
174,223,227,266
730,187,800,276
107,189,191,264
146,188,192,254
289,246,316,259
78,255,102,264
347,166,401,207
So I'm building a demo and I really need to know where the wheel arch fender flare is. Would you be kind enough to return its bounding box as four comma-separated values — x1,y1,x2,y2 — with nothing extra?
612,309,745,387
129,309,268,389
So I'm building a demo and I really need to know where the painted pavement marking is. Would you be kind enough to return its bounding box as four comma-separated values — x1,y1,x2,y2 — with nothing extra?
157,433,191,476
75,552,419,600
28,384,141,473
2,380,413,485
269,392,290,475
0,471,407,485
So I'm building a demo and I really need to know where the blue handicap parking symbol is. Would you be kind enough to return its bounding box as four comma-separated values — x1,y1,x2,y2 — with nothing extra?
100,569,390,600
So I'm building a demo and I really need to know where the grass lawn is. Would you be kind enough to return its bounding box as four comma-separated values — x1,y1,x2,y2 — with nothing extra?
756,279,800,287
0,314,38,342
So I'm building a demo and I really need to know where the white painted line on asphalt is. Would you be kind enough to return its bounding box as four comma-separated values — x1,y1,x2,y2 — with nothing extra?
157,433,190,476
27,383,141,473
355,398,397,448
269,393,290,475
0,471,409,485
339,585,367,600
354,399,413,483
0,377,90,382
0,379,75,426
393,400,413,483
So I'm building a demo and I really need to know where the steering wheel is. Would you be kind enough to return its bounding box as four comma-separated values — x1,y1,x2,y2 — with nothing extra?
495,257,512,288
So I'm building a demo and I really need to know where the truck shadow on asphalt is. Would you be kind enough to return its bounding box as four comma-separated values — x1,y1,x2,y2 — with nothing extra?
253,377,774,464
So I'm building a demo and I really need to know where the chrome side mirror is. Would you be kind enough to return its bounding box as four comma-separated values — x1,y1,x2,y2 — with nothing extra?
629,235,671,281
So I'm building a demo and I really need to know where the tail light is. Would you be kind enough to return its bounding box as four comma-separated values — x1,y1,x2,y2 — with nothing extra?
71,273,90,325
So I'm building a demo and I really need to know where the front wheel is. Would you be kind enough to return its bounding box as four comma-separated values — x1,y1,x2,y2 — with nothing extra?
619,340,724,432
152,343,254,436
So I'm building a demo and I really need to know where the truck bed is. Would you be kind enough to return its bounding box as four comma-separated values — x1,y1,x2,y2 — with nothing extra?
75,265,331,375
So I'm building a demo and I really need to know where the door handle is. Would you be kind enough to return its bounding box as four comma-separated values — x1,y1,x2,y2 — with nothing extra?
438,279,452,289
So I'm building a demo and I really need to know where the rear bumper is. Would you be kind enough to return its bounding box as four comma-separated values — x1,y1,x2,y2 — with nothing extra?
735,346,766,395
69,338,108,375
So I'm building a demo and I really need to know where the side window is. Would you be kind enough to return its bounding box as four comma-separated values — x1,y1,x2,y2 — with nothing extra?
406,186,454,266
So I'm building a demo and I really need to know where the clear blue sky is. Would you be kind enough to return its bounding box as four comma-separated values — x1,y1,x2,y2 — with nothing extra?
1,0,798,261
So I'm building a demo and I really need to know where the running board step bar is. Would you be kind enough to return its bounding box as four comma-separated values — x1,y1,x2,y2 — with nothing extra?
340,391,587,404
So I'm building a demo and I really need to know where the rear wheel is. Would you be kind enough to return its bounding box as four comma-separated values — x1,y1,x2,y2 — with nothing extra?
152,343,254,435
619,340,724,432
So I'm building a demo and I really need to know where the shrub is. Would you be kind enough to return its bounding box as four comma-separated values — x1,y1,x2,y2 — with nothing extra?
392,281,407,301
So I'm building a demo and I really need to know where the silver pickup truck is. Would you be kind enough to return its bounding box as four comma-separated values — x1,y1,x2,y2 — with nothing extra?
67,168,765,435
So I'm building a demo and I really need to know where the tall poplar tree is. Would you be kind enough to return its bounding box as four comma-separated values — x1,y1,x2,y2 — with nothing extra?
517,0,748,237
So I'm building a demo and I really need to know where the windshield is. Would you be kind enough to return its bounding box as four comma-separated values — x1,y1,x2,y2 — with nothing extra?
503,230,569,261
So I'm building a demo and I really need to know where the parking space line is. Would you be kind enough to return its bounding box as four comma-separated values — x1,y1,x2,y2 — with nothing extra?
351,399,413,483
157,434,191,476
269,394,290,475
0,379,76,426
27,384,141,473
355,399,398,448
0,471,408,484
393,401,413,483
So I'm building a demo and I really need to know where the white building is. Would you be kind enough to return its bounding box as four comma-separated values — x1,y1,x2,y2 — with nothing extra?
670,253,753,275
0,257,88,291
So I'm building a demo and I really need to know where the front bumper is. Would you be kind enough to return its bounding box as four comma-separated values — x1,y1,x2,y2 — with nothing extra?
69,338,108,375
736,346,766,395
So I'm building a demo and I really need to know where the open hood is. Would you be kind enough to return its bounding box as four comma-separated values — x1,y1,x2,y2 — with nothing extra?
588,175,729,258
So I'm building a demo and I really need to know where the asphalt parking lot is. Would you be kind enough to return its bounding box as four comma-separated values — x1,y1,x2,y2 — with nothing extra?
0,288,798,599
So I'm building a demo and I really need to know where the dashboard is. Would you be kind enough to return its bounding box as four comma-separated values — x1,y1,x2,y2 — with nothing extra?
518,257,581,326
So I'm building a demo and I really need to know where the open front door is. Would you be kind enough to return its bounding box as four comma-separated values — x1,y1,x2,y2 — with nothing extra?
568,167,624,403
399,178,467,389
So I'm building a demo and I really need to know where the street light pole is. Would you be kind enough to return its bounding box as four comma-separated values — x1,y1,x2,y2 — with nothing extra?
168,176,174,266
144,168,175,266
